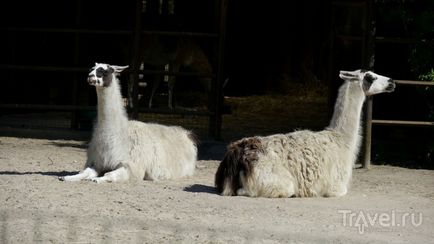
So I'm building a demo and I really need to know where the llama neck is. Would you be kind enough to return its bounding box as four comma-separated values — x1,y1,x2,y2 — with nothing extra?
327,81,366,145
95,78,128,130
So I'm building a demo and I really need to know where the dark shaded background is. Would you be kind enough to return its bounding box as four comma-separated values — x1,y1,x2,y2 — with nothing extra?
0,0,433,167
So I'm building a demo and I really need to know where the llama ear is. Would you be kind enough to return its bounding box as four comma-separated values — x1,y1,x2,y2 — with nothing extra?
339,70,358,81
111,65,129,73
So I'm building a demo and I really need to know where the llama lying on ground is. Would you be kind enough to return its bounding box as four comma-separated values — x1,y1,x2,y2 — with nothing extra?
215,69,395,197
59,63,197,183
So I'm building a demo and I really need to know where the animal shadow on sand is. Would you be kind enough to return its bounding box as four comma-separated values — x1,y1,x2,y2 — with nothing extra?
49,141,88,149
184,184,218,194
0,171,78,177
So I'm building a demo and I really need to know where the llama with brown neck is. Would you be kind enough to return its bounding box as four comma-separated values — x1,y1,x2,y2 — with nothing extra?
215,69,395,197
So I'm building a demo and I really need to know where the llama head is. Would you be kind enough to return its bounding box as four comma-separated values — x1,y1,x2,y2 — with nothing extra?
339,69,395,96
88,63,129,87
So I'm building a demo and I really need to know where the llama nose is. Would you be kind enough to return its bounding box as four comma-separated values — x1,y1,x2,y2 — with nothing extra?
387,79,396,91
88,75,96,85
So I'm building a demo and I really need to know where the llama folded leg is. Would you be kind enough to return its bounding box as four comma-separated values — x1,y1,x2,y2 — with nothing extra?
92,166,129,183
325,184,348,197
59,167,98,182
237,170,296,198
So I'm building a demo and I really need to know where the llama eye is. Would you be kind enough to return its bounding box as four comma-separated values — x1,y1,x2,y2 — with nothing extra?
364,74,376,84
95,67,105,78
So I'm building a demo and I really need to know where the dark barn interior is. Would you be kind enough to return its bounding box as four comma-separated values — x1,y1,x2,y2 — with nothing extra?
0,0,433,167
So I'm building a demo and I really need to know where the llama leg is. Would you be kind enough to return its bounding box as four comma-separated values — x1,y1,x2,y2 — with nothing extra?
278,180,296,198
238,181,295,198
237,170,296,198
258,180,295,198
326,185,348,197
236,188,255,197
59,167,98,182
92,166,129,183
264,170,297,198
235,172,257,197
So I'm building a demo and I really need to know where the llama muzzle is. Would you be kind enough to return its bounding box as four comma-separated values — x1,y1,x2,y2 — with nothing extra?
386,79,396,92
88,75,97,85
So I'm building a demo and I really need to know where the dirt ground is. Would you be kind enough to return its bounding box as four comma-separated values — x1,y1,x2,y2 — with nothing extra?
0,136,433,244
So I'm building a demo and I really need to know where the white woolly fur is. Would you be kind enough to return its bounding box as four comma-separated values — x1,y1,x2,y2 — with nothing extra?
216,70,395,197
60,63,197,183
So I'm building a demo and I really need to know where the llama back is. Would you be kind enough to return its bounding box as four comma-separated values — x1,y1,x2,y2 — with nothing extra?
262,130,353,197
127,120,197,180
216,130,353,197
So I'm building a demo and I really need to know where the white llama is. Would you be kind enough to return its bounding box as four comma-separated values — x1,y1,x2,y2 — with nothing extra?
215,69,395,197
60,63,197,183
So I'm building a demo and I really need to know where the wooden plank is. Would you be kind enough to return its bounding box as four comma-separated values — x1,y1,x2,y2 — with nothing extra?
336,35,434,45
2,27,132,35
395,80,434,86
0,65,216,78
138,108,213,116
209,0,229,139
141,30,219,38
0,65,88,73
2,27,219,38
332,1,366,7
336,35,363,41
362,0,374,169
376,36,434,44
0,104,96,111
141,70,215,78
130,0,143,120
372,120,434,126
0,104,216,117
364,97,374,169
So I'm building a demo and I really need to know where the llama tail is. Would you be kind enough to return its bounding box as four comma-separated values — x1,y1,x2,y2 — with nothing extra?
215,137,262,196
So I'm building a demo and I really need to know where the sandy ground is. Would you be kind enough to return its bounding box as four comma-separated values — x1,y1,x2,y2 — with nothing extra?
0,136,433,244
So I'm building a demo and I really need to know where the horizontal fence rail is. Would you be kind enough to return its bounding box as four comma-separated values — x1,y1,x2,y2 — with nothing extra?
365,79,434,168
2,27,220,38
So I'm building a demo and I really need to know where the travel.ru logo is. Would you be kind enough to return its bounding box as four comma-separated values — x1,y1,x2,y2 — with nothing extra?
338,209,423,234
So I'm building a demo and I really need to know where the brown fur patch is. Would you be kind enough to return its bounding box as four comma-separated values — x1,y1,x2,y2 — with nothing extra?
215,137,263,195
